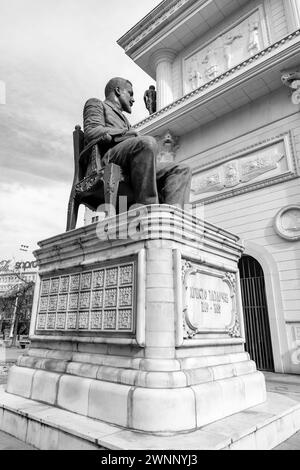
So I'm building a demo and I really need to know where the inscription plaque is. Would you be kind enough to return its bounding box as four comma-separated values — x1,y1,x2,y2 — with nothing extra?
182,260,240,338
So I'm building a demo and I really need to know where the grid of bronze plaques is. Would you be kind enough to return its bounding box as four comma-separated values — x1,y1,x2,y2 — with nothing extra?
36,262,135,333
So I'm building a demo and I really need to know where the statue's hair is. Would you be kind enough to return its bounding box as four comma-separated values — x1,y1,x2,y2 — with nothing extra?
105,77,132,98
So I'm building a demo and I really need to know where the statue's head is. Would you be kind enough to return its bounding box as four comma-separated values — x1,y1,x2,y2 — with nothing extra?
105,77,134,114
149,85,156,91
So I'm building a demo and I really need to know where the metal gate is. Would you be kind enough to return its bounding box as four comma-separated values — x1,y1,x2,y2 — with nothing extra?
239,255,275,372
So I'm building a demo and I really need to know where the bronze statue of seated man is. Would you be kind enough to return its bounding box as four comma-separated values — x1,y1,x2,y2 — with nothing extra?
81,77,192,209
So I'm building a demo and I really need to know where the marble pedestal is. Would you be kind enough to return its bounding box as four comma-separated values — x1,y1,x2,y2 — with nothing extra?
4,206,267,436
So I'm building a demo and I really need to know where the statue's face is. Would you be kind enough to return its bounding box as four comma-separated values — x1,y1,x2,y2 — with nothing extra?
118,83,135,114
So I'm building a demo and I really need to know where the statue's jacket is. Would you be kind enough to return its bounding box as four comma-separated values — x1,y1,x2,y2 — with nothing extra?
81,98,131,159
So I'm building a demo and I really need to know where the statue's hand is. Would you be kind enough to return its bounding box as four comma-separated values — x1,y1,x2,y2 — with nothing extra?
102,133,113,143
126,129,139,137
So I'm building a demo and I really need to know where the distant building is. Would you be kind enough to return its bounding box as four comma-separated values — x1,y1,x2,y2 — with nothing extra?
0,259,38,336
0,259,38,295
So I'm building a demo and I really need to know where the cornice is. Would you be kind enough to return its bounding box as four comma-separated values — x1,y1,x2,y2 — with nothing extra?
133,30,300,133
117,0,196,53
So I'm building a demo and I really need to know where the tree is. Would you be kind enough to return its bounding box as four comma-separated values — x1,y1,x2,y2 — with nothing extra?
0,270,35,346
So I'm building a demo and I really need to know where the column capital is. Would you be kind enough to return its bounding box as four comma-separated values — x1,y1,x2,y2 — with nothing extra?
150,49,176,68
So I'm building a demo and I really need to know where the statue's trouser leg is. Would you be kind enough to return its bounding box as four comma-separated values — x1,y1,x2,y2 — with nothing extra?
106,136,159,205
156,162,192,209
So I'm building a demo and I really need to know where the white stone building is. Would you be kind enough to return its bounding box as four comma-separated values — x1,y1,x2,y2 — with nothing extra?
116,0,300,375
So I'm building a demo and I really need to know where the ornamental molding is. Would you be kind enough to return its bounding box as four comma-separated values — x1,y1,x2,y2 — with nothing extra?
133,30,300,131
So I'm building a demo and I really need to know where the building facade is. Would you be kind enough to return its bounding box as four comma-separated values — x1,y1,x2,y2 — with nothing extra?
116,0,300,374
0,260,38,296
0,259,38,336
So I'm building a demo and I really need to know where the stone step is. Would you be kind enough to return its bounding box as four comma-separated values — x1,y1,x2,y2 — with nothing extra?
0,386,299,450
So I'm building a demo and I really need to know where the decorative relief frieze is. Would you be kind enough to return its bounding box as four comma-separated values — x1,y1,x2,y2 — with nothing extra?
36,261,135,334
134,30,300,129
181,260,240,339
191,138,289,201
184,10,265,94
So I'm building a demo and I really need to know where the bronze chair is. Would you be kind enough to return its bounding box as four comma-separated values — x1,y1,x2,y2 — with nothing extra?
66,125,134,231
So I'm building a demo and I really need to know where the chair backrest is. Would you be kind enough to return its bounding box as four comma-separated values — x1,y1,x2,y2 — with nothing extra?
72,125,85,186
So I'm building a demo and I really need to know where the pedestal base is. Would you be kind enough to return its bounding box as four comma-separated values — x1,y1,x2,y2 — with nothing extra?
0,386,299,450
6,359,266,433
2,207,269,436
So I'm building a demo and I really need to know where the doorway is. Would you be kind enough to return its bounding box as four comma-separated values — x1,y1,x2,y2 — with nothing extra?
239,255,275,372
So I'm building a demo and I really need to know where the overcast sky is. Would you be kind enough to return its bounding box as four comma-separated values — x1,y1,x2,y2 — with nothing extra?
0,0,161,260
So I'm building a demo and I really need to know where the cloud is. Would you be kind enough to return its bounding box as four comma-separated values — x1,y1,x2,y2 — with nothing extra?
0,181,74,259
0,0,160,258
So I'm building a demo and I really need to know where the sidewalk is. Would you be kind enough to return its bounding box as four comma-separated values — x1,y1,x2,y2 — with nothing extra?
0,366,299,450
263,372,300,450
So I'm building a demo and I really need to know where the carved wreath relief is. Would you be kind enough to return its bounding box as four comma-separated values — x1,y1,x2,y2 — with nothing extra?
36,262,135,333
274,205,300,241
184,11,264,93
182,260,240,339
